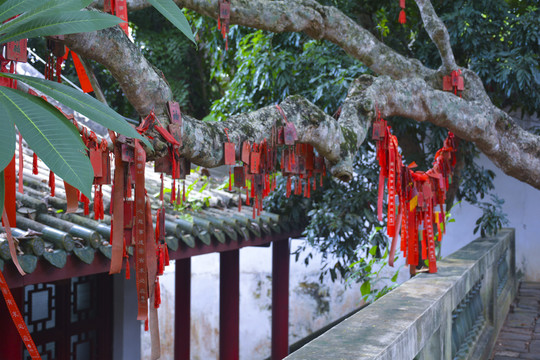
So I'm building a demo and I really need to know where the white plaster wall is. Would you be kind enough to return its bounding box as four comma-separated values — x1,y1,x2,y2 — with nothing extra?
141,239,368,360
442,154,540,281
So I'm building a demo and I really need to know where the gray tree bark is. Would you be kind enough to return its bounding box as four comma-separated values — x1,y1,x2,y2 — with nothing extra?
75,0,540,189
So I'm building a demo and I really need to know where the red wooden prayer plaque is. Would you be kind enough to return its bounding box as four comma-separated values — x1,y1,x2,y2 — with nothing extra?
154,155,173,175
93,151,111,185
5,39,27,62
250,152,260,174
456,76,464,91
90,148,103,177
442,76,453,91
224,142,236,165
220,1,230,18
233,166,245,188
241,141,251,164
124,200,134,229
284,122,298,145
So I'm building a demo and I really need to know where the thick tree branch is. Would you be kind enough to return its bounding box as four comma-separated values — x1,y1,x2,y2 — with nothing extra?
72,4,540,191
93,0,436,81
63,26,173,118
414,0,457,72
356,75,540,189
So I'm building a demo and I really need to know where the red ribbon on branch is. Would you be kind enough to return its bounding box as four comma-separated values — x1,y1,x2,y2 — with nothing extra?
373,111,457,273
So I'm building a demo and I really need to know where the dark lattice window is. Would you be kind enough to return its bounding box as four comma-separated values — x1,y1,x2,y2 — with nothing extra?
22,274,112,360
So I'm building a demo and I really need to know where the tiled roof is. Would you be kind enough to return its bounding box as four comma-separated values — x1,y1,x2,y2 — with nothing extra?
0,140,295,276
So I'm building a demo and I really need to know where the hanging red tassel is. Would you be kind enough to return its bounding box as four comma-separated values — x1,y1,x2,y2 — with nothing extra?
94,185,104,220
398,10,406,24
182,180,186,203
125,256,130,280
49,171,55,197
154,279,161,309
160,173,164,203
81,194,90,215
229,168,232,191
155,209,161,241
164,245,170,266
145,319,149,332
286,176,292,198
32,153,38,175
171,179,176,203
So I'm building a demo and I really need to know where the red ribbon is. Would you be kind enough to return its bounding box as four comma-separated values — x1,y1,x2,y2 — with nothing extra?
0,269,41,359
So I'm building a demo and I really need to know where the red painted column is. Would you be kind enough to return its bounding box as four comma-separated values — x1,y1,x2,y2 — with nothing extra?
0,286,24,360
175,258,191,360
272,239,290,360
220,250,239,360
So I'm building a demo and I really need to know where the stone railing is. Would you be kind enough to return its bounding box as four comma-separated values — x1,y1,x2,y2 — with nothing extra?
285,228,516,360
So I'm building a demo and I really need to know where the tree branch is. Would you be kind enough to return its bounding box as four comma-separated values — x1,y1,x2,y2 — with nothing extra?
414,0,457,72
357,75,540,189
92,0,436,80
75,3,540,191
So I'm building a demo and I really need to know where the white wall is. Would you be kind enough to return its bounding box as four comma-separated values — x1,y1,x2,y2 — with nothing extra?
442,154,540,281
141,240,368,360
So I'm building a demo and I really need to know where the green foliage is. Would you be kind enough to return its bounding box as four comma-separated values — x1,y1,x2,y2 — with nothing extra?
473,194,509,237
348,235,402,303
0,86,93,195
146,0,196,44
0,0,122,44
210,30,368,118
439,1,539,116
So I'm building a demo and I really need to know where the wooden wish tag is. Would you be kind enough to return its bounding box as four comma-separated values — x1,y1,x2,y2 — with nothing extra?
90,148,103,177
233,166,245,188
442,76,453,91
154,154,173,175
94,151,111,185
167,101,182,147
5,39,28,62
456,75,464,91
220,0,230,19
250,148,260,174
223,128,236,165
284,122,298,146
305,144,314,170
241,141,251,164
179,158,190,179
254,174,264,197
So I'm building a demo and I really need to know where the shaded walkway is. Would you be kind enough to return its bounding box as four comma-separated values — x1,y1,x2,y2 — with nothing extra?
491,282,540,360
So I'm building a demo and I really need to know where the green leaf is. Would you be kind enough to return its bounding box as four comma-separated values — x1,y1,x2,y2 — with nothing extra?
147,0,196,44
391,270,399,283
0,0,40,24
0,111,15,171
0,170,4,216
0,10,122,44
369,245,377,256
0,74,151,148
0,86,93,197
0,0,92,25
360,281,371,296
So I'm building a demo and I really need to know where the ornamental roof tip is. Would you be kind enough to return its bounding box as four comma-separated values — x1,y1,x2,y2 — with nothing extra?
0,137,292,275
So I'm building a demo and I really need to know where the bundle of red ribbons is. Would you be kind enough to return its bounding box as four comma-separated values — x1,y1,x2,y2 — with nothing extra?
373,114,457,274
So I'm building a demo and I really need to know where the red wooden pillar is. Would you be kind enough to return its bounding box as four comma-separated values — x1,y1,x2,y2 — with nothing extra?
220,250,239,360
272,239,290,360
0,286,24,360
175,258,191,360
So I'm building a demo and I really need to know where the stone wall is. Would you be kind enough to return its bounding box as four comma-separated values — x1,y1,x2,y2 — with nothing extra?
285,229,516,360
